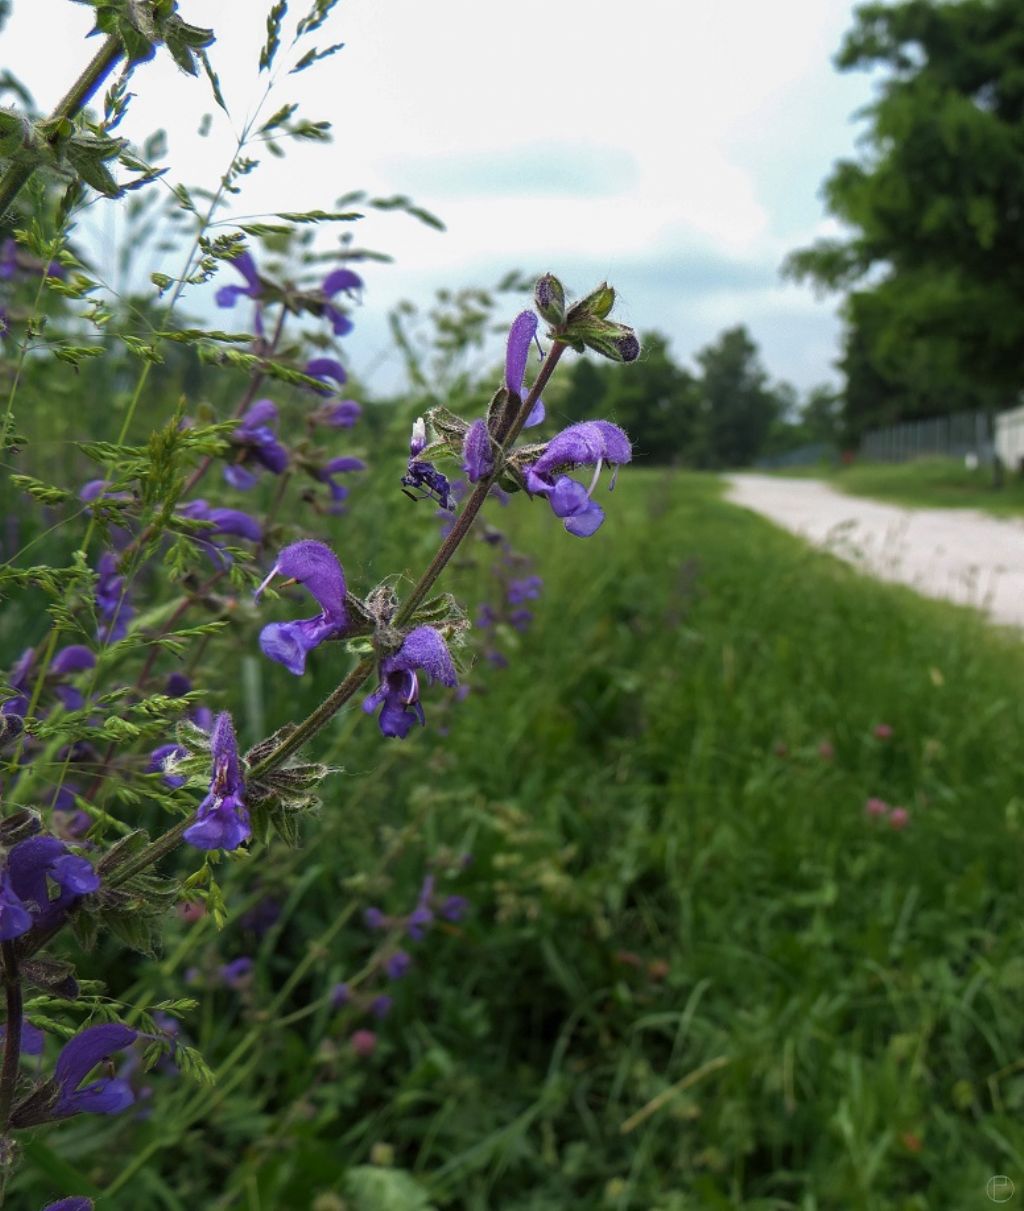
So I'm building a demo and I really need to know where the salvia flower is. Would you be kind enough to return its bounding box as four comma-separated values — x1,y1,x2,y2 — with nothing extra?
384,951,411,980
0,1019,45,1055
42,1198,95,1211
505,311,545,428
7,835,100,929
402,417,453,509
525,420,632,537
462,419,494,483
215,250,262,309
183,712,250,851
0,869,33,940
319,266,363,336
313,399,362,429
305,356,347,395
256,540,349,675
441,895,469,922
225,399,288,489
362,627,457,739
51,1024,137,1118
314,455,367,514
95,551,133,642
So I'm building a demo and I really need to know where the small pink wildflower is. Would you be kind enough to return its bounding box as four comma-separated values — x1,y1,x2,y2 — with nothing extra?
873,723,894,741
865,797,888,818
818,740,835,761
350,1029,377,1058
888,806,910,830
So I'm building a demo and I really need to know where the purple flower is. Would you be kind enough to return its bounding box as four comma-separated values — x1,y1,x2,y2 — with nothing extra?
524,421,632,537
0,870,33,941
462,419,494,483
95,552,133,642
0,1019,45,1055
148,743,187,789
50,645,96,711
505,311,545,428
362,627,457,739
305,357,347,394
406,875,434,940
225,399,288,490
440,895,469,922
506,576,543,606
219,956,254,989
319,267,363,336
183,712,250,851
384,950,411,980
256,540,348,676
215,250,262,309
363,906,385,931
7,836,100,929
314,455,367,514
42,1200,94,1211
402,418,453,510
330,982,350,1009
370,995,393,1020
51,1024,137,1118
313,399,362,429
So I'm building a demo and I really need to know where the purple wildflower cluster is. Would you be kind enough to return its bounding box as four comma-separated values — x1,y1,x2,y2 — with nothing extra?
330,871,471,1054
0,826,100,943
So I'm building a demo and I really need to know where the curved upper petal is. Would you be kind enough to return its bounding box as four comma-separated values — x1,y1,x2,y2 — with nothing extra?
273,540,347,620
322,268,363,297
389,627,457,687
54,1024,137,1100
505,311,538,396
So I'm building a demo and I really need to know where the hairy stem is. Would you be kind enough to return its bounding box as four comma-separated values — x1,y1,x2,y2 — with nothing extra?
0,34,124,221
0,942,22,1131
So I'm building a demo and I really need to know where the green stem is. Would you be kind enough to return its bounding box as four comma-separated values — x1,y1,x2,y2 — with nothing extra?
0,942,22,1131
0,34,124,221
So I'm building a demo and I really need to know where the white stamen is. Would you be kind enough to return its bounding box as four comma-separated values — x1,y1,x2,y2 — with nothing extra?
404,670,420,705
586,457,604,498
253,563,280,601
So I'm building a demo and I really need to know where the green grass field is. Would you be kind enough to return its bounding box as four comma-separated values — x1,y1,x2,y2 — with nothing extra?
777,456,1024,515
14,469,1024,1210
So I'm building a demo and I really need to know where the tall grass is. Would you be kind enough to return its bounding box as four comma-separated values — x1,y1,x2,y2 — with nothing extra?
12,469,1024,1209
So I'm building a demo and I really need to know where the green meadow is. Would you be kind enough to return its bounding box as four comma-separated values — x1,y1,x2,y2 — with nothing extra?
13,469,1024,1210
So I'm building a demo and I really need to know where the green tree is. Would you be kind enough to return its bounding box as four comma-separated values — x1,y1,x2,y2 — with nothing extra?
786,0,1024,427
558,331,702,465
695,325,780,467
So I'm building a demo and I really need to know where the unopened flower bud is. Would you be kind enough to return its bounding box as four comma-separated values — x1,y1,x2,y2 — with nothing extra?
582,321,641,363
567,281,615,323
534,273,566,326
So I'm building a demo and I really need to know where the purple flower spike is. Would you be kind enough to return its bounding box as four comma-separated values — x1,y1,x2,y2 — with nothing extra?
0,870,33,941
149,742,187,789
462,419,494,483
52,1024,137,1118
95,552,133,642
256,541,348,676
43,1199,95,1211
215,250,262,309
505,310,545,428
524,421,631,538
183,712,250,852
361,627,457,739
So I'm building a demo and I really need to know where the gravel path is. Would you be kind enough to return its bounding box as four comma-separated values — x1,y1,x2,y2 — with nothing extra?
725,473,1024,628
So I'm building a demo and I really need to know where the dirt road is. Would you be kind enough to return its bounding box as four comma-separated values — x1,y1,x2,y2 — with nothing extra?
725,473,1024,628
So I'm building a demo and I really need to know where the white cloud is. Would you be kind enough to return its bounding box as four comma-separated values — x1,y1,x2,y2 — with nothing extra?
2,0,875,390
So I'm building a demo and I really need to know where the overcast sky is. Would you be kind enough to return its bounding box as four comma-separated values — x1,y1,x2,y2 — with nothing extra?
3,0,878,397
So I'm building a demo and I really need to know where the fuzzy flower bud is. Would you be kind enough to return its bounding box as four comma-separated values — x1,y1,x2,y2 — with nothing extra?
534,273,566,326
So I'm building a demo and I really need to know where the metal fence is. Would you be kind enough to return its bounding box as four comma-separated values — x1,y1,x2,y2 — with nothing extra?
859,410,993,464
